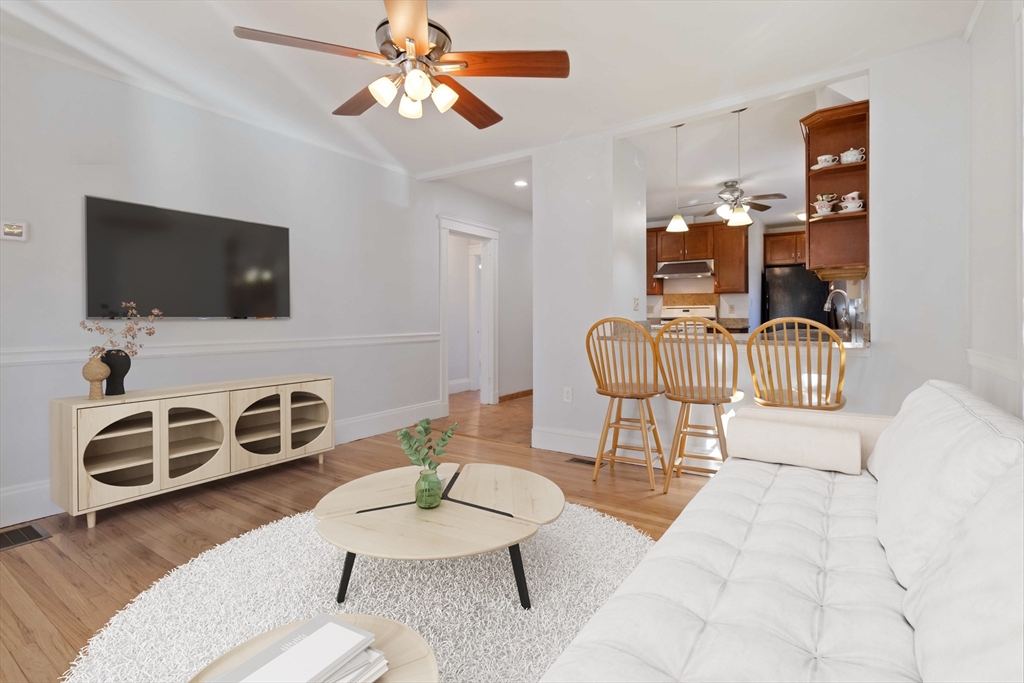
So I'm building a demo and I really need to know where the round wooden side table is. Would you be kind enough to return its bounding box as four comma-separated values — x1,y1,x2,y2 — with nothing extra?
191,613,438,682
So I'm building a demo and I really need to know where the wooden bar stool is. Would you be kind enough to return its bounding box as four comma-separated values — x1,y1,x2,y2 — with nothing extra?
585,318,666,490
747,317,847,410
655,318,743,492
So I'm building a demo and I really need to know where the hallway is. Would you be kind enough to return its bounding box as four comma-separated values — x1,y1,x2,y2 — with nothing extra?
434,391,533,446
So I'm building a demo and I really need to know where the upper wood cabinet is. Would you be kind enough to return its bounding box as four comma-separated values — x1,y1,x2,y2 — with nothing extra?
801,100,869,280
654,224,715,263
764,231,807,266
656,230,685,262
646,230,663,295
683,223,714,260
714,225,748,293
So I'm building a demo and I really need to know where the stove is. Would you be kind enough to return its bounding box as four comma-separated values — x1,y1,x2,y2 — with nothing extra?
656,305,717,332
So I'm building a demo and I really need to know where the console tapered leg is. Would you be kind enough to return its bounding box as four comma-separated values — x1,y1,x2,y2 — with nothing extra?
509,544,531,609
336,552,356,603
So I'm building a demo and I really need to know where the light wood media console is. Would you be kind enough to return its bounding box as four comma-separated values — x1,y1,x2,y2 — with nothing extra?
50,374,334,527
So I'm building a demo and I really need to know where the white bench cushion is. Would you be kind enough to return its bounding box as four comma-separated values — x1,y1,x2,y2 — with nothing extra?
866,380,1023,589
542,459,919,682
903,459,1024,682
727,417,862,474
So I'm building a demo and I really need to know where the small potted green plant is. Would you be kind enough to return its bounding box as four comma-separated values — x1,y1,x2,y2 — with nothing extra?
397,418,457,509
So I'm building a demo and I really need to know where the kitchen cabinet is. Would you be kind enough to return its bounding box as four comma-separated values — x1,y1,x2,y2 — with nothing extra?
646,230,663,295
654,223,715,263
714,225,748,293
764,231,806,266
656,230,685,262
683,223,714,260
801,100,869,280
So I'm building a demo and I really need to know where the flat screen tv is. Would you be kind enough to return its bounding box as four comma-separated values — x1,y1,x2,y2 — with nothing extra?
86,197,290,319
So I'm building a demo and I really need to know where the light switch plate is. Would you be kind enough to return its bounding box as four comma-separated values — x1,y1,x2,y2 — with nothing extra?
1,221,27,241
632,296,640,311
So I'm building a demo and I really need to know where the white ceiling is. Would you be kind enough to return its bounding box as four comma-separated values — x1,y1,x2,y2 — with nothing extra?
440,159,532,212
0,1,974,176
631,90,821,227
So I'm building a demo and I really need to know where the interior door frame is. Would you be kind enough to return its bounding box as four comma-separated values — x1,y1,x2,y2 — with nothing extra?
439,214,500,407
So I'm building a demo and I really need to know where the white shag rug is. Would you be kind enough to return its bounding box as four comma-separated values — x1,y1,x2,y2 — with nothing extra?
64,503,652,683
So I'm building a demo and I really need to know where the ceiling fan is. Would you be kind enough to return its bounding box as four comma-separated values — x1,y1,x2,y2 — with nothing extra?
233,0,570,129
687,109,786,226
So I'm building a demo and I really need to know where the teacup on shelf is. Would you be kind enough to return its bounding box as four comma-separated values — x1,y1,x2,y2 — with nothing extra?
816,154,839,166
841,191,861,202
812,200,836,214
839,200,864,212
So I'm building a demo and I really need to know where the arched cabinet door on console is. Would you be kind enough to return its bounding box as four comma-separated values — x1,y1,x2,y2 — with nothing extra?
159,392,230,489
287,380,334,458
78,400,162,511
230,385,287,472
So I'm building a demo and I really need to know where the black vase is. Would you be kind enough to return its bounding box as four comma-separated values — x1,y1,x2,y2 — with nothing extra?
101,350,131,396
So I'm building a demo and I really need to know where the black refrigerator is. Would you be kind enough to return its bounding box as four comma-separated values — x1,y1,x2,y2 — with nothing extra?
763,265,830,324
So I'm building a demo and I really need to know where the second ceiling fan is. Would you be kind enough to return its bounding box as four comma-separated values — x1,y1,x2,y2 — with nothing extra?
234,0,570,129
687,109,787,226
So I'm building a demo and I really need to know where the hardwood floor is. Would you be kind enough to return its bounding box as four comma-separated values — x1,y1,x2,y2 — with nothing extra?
0,398,708,682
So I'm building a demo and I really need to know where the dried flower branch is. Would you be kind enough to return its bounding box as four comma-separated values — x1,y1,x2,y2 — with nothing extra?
81,301,163,358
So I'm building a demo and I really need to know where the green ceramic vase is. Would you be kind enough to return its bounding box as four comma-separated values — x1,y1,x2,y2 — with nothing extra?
415,469,442,509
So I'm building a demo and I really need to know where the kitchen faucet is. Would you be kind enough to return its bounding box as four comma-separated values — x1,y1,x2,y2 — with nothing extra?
824,289,851,340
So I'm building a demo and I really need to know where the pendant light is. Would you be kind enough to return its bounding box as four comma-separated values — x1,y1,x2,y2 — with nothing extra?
666,124,689,233
725,109,753,226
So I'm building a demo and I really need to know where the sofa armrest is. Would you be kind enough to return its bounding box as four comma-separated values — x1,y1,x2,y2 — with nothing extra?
732,406,893,469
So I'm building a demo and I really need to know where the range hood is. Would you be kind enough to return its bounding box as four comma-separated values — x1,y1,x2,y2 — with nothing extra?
654,261,714,279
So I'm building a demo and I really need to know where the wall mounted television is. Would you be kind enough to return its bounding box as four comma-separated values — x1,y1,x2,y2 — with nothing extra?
86,197,290,319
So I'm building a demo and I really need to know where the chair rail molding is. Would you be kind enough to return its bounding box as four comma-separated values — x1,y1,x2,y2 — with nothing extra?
966,347,1021,381
0,332,441,367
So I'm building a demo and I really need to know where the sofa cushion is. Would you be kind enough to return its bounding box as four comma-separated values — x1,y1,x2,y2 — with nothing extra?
542,459,919,682
728,417,862,474
866,381,1023,588
903,459,1024,682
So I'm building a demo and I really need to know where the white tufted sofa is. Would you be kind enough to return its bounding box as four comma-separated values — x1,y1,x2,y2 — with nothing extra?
543,381,1023,682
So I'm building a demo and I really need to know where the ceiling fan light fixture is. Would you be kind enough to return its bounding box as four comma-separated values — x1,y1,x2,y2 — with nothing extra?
727,206,753,227
404,68,433,101
667,213,689,233
431,82,459,113
368,75,400,107
716,204,733,219
398,93,422,119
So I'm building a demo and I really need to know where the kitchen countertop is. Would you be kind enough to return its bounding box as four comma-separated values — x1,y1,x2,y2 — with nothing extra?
647,318,870,355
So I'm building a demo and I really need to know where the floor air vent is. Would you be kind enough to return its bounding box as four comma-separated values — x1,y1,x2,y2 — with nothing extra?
0,524,51,552
566,457,605,468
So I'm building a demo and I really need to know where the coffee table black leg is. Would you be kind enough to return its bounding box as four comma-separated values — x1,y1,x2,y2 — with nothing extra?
508,544,531,609
336,552,356,603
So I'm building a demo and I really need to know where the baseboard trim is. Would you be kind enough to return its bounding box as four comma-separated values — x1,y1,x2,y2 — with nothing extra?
967,348,1021,381
334,400,448,445
499,389,533,403
531,426,599,458
0,332,441,367
448,378,472,394
0,479,62,529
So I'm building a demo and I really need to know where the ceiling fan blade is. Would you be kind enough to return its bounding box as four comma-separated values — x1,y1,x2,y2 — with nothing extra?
384,0,430,55
745,202,772,212
685,200,723,208
747,193,787,201
332,87,378,116
434,75,502,129
703,207,723,217
437,51,570,78
234,26,381,60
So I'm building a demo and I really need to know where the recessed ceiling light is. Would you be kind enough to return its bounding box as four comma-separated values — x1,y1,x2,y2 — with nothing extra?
514,180,528,187
796,212,807,221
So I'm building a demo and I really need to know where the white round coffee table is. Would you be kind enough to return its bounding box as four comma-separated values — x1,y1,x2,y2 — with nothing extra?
190,613,438,682
314,463,565,609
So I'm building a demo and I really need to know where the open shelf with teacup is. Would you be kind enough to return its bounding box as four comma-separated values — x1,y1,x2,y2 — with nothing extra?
807,160,867,176
801,100,870,281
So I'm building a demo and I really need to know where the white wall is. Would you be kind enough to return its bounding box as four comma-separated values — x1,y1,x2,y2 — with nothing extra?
965,0,1024,416
532,135,646,451
0,45,531,525
531,36,973,459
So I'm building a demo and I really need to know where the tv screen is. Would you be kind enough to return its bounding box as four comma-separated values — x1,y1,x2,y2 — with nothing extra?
86,197,290,318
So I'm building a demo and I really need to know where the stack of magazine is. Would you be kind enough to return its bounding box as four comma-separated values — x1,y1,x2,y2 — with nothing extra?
213,614,388,683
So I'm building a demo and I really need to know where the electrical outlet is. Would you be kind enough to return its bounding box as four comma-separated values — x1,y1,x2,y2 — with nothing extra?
728,303,735,314
633,296,640,311
563,387,573,403
646,305,654,315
